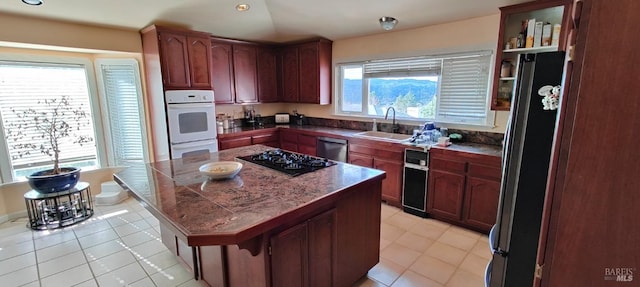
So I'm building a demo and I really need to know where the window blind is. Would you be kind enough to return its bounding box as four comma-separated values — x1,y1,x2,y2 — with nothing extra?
0,62,97,172
437,52,492,124
98,60,146,166
364,57,442,78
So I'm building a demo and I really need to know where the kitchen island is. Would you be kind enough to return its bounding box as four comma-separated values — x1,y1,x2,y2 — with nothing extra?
113,145,385,287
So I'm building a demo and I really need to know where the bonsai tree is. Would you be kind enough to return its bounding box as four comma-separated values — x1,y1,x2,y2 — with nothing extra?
4,96,94,175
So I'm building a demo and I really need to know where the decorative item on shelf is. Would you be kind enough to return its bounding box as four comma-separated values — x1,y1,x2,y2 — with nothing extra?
538,85,561,110
5,96,93,193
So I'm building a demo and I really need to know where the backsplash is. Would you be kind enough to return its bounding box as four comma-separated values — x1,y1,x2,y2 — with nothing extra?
235,115,504,146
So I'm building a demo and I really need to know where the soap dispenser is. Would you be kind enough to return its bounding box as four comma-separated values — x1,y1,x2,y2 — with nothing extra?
372,119,377,131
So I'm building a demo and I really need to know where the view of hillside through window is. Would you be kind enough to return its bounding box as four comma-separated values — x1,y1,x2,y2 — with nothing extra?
341,66,439,119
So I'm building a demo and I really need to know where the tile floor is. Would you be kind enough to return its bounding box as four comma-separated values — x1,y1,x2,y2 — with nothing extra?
0,198,490,287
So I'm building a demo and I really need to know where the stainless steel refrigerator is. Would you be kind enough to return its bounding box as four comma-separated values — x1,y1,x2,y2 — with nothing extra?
486,51,566,287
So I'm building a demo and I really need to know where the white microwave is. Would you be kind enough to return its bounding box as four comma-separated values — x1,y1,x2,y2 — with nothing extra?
165,90,217,144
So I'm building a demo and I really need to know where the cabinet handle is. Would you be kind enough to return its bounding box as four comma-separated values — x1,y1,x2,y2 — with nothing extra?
572,0,584,29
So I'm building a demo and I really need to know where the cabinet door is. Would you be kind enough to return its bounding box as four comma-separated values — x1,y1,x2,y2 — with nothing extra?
233,45,259,103
159,32,191,89
252,131,279,148
307,209,336,287
298,42,319,104
374,157,404,206
297,134,317,156
187,36,213,89
462,176,500,232
219,136,252,150
257,47,279,102
427,169,465,221
270,223,308,287
281,46,299,102
211,41,235,104
348,152,373,168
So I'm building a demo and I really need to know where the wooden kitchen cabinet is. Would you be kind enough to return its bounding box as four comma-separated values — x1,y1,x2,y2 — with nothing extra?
141,25,213,90
348,140,404,207
279,39,332,105
270,209,336,287
219,135,252,150
233,44,258,103
297,133,317,156
278,129,317,155
256,47,279,102
427,149,501,233
210,41,235,104
491,0,572,110
218,129,279,150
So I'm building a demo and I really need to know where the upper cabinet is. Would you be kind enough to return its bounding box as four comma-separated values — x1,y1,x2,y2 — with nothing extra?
143,26,213,90
280,39,332,105
210,39,259,104
256,47,279,103
210,41,235,103
491,0,572,110
232,44,259,104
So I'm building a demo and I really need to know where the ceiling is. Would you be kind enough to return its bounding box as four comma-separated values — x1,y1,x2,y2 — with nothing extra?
0,0,529,43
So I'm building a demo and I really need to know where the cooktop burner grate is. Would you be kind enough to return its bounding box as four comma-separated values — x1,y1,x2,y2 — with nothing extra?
237,149,337,176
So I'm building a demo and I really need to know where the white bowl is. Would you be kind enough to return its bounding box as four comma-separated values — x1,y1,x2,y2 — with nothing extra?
199,161,243,180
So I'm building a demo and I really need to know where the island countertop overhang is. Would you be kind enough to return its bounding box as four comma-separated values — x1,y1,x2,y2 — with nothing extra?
113,145,386,246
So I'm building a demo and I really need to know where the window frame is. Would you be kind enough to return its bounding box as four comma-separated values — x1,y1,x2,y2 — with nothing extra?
334,50,495,127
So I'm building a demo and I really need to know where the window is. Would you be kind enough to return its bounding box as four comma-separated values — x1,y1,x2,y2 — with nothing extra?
0,55,147,183
336,51,494,126
95,59,148,166
0,61,98,179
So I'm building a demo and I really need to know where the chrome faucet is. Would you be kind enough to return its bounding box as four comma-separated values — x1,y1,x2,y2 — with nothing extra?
384,107,399,133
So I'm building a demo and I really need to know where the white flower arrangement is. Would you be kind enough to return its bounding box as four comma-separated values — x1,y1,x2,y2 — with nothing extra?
538,85,561,110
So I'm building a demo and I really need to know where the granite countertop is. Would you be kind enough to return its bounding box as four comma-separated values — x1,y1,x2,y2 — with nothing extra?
219,124,502,158
113,145,385,246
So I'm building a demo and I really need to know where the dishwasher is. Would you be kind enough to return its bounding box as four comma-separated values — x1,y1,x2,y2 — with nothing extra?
316,137,348,162
402,148,429,217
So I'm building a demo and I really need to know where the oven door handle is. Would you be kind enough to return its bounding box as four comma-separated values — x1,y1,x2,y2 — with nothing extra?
167,103,215,109
171,140,216,149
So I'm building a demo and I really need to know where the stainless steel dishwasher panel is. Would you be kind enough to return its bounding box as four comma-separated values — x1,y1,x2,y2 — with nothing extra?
316,137,348,162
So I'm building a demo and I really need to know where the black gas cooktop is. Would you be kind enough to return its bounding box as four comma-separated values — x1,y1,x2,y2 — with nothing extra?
237,149,336,177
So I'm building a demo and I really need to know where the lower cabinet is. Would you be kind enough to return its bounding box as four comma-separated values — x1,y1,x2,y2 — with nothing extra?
279,129,317,156
218,129,279,150
270,209,335,287
426,149,501,233
348,141,403,207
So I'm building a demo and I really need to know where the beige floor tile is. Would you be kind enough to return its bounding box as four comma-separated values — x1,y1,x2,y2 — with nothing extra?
391,270,443,287
422,218,451,229
113,219,152,237
0,265,39,286
445,269,484,287
83,239,127,261
0,239,34,261
380,242,422,268
96,262,148,287
470,240,492,260
381,222,405,242
408,220,448,240
20,280,41,287
33,229,77,249
437,229,478,251
129,238,167,259
89,249,137,276
425,241,468,266
120,228,160,247
40,264,94,287
0,251,36,276
459,253,489,278
72,219,113,238
38,250,87,278
78,228,119,249
353,275,389,287
36,239,81,263
381,204,400,221
380,237,392,251
139,250,181,275
106,211,144,227
409,255,456,284
367,258,405,286
395,232,434,253
447,226,482,240
150,262,195,287
73,279,99,287
178,279,207,287
384,212,419,231
130,277,158,287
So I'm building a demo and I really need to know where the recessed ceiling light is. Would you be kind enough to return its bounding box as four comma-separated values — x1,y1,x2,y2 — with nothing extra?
22,0,43,5
235,4,250,12
379,16,398,31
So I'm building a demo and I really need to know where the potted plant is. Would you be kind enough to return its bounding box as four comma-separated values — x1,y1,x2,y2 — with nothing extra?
4,96,93,193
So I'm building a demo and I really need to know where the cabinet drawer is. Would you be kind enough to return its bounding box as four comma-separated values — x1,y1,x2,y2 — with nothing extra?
219,136,252,150
430,157,467,174
468,163,502,180
280,131,297,143
297,134,316,146
252,133,279,144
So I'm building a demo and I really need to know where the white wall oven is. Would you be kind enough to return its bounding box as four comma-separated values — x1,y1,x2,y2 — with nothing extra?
165,90,217,159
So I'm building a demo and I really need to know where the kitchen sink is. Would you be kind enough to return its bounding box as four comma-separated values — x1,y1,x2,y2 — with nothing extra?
353,131,412,142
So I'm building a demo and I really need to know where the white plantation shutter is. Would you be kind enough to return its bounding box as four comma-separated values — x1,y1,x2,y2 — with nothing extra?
437,52,493,124
364,57,442,78
0,62,97,175
96,59,147,166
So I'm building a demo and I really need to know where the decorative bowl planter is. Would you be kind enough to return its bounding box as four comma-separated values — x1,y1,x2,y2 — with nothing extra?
27,167,80,193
